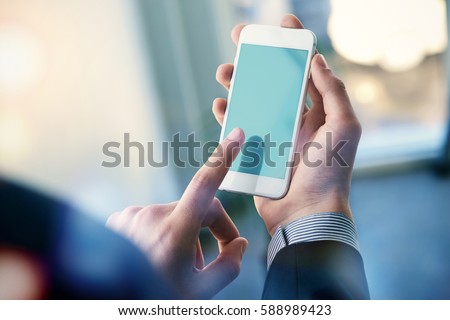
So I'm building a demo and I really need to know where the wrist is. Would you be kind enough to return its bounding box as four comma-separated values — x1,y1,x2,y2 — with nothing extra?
267,193,352,236
266,211,360,269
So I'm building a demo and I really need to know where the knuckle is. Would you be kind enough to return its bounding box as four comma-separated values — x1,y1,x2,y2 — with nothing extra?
143,204,168,216
122,205,142,215
144,204,159,214
105,213,119,226
352,119,363,136
336,118,362,138
329,76,347,93
133,204,164,223
343,117,362,136
211,197,223,211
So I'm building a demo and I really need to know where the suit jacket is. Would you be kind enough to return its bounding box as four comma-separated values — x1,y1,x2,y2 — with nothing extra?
0,179,175,299
262,241,370,299
1,178,369,299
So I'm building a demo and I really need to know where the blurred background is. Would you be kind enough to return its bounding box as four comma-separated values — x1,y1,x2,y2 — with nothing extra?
0,0,449,299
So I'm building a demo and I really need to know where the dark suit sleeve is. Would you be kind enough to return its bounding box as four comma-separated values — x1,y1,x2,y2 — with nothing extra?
0,179,176,299
262,241,370,300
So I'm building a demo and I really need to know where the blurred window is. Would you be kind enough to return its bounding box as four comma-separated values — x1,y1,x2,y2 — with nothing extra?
227,0,449,169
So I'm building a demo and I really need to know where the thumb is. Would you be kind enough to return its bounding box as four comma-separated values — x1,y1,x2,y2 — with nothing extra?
310,54,356,121
196,237,248,298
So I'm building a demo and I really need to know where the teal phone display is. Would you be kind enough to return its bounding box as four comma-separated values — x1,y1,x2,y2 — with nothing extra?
223,43,308,179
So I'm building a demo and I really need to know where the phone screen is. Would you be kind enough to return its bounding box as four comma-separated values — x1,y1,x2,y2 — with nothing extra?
223,43,309,179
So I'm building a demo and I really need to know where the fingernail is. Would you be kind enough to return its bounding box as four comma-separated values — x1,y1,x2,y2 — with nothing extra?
226,128,243,142
317,54,328,68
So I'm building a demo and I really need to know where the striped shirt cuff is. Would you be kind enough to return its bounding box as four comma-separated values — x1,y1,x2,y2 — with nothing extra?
267,212,360,270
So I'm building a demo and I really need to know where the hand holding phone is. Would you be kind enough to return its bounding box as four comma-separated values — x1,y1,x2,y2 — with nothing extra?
219,24,316,199
214,15,361,235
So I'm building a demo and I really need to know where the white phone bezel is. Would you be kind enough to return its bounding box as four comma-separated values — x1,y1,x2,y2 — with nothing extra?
219,25,316,199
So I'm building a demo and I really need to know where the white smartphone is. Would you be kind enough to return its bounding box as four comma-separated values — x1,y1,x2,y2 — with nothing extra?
219,25,316,199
